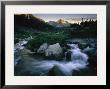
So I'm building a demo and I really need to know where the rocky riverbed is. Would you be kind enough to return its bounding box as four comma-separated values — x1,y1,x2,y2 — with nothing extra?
14,38,97,76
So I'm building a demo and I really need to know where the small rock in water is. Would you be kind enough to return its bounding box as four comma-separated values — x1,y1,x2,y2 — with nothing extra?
78,43,88,49
65,51,72,61
65,43,88,62
83,46,94,52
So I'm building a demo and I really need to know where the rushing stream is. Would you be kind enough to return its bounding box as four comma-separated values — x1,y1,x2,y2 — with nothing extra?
14,38,96,76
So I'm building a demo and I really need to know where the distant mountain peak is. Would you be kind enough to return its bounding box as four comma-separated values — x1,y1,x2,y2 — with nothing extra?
48,19,70,28
57,19,69,24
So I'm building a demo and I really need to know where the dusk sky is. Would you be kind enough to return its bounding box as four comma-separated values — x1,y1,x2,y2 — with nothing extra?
33,14,97,23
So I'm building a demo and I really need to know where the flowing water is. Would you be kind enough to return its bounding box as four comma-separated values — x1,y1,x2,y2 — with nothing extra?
14,38,96,76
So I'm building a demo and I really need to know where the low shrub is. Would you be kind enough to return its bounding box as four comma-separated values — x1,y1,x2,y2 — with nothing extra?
26,31,69,52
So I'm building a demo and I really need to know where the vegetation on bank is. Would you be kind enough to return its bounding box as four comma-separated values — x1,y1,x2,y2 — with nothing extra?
14,14,97,51
15,27,96,52
26,31,69,52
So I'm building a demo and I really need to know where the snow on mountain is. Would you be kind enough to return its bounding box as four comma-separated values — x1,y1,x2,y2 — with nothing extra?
48,19,70,28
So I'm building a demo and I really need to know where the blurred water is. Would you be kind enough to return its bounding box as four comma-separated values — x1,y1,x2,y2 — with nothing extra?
29,44,88,76
14,38,89,76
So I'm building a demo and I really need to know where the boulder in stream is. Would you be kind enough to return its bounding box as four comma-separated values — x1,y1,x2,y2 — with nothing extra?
37,43,49,53
45,43,63,59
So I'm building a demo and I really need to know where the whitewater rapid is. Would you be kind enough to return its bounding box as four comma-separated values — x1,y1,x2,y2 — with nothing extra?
14,38,89,76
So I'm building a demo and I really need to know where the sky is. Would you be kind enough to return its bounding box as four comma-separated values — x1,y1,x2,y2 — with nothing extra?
33,14,97,24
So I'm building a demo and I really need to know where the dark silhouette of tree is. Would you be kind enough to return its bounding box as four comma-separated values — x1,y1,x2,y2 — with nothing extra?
80,19,97,30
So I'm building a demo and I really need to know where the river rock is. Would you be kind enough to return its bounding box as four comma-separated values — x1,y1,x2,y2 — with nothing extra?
78,43,88,49
45,43,63,59
21,48,35,55
14,48,35,66
65,51,72,61
88,54,97,71
48,64,72,76
14,56,22,66
71,48,88,62
37,43,48,53
83,46,97,71
83,46,96,56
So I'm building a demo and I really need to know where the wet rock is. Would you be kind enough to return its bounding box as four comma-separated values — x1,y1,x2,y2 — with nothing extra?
14,48,35,66
69,47,88,62
65,44,71,49
83,46,96,56
90,43,96,48
65,51,72,61
78,43,88,49
65,43,88,62
37,43,48,53
72,67,96,76
21,48,35,55
88,54,97,71
45,43,63,59
48,64,72,76
82,46,97,70
62,47,67,52
83,46,94,52
14,56,22,66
